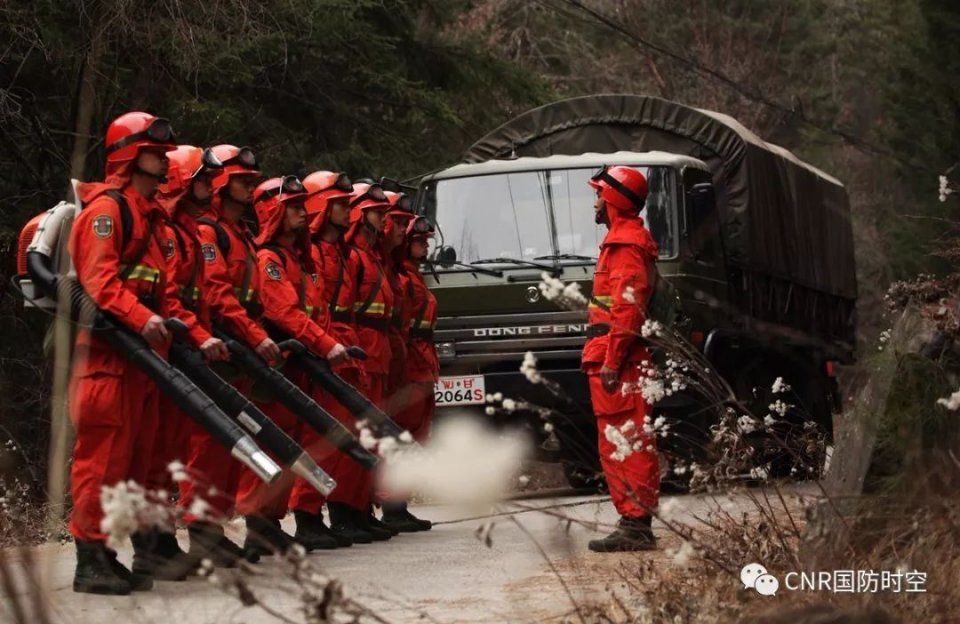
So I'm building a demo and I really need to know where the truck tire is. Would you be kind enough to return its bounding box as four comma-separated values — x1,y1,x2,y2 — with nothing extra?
555,421,606,492
731,354,832,478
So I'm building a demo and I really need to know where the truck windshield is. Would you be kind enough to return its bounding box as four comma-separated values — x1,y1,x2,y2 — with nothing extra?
425,166,676,264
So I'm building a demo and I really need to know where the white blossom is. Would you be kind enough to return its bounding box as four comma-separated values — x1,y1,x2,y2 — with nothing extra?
737,415,757,434
520,351,542,384
187,497,211,521
485,393,495,403
639,377,665,404
485,406,496,416
763,414,777,427
378,436,400,458
659,497,679,521
937,388,960,411
771,377,791,394
501,398,517,412
380,418,525,507
769,400,790,416
518,475,530,486
543,422,554,433
99,480,170,549
669,540,696,568
749,465,770,480
493,392,503,402
398,431,414,444
604,424,634,462
562,281,587,304
167,460,188,483
359,428,378,450
640,319,662,338
939,175,954,202
538,272,587,308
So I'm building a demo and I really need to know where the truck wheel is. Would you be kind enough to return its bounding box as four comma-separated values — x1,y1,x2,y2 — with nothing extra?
731,356,831,479
555,422,606,492
561,460,607,492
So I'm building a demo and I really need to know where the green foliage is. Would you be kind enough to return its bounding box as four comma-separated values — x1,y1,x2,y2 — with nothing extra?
0,0,549,237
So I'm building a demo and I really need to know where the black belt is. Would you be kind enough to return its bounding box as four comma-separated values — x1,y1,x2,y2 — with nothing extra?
409,327,434,340
331,309,352,323
356,315,390,331
390,315,404,330
586,323,610,338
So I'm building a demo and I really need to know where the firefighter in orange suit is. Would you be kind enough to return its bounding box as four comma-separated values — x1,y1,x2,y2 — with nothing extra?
341,182,399,540
380,190,415,414
181,144,281,566
583,165,660,553
235,175,349,557
69,112,183,594
291,171,390,544
133,145,230,580
379,215,438,533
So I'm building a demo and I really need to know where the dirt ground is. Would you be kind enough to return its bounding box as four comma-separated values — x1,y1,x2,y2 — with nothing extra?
0,482,817,624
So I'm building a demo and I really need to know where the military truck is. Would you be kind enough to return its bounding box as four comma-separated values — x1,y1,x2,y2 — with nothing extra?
414,95,857,488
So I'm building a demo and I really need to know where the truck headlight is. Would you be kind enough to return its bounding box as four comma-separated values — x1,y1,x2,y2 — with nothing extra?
437,342,456,359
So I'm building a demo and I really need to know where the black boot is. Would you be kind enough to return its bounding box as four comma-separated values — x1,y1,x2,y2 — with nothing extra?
588,516,657,552
361,509,397,541
73,540,131,595
131,529,191,581
381,502,433,533
105,546,153,591
327,502,373,544
293,509,340,551
243,515,296,559
188,522,242,568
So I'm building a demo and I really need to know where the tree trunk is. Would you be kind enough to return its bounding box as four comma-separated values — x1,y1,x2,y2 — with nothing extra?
67,21,105,187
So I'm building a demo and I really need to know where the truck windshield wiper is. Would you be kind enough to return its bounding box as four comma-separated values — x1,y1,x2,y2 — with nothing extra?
471,256,559,273
425,259,503,277
534,253,595,261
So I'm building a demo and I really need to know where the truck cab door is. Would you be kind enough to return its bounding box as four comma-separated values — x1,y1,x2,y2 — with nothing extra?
679,166,728,318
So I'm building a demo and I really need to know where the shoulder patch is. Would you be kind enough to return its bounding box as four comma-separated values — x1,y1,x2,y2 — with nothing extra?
162,238,176,259
201,243,217,262
265,261,283,281
92,214,113,239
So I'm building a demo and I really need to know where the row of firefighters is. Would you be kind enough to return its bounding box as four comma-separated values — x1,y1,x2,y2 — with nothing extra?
20,112,442,595
18,109,665,597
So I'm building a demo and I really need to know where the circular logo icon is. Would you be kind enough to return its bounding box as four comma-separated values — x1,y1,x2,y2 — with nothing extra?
526,286,541,303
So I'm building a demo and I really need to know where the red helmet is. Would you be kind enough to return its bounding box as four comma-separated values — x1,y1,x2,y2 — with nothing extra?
160,145,223,200
105,112,177,166
348,183,390,226
405,215,435,241
209,144,261,197
383,190,416,238
588,165,648,213
253,175,308,246
303,171,353,233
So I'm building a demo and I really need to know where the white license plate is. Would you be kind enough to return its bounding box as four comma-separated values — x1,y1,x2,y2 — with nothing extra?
434,375,486,407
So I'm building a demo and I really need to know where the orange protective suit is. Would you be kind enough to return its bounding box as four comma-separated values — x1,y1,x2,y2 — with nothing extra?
68,179,176,541
583,209,661,519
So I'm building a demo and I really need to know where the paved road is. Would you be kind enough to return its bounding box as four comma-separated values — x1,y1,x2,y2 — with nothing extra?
1,487,812,623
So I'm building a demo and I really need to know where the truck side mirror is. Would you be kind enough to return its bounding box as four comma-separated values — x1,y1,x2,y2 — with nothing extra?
437,245,457,267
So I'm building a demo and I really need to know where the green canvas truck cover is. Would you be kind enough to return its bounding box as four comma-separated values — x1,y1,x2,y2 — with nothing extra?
462,94,857,309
